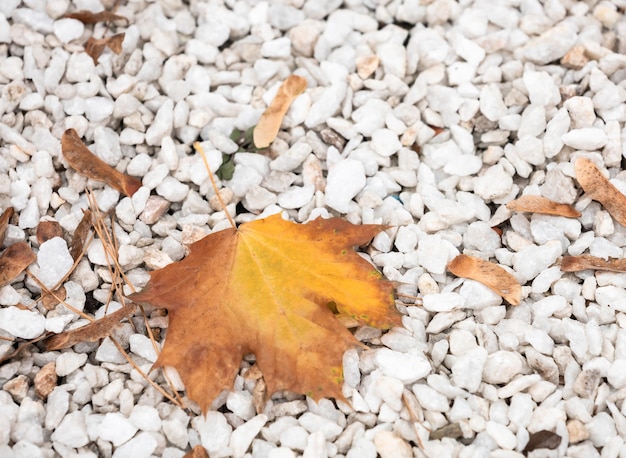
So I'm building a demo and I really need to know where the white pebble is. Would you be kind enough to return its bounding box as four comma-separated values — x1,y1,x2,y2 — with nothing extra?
0,306,45,339
99,412,138,447
452,347,487,393
561,128,608,150
375,348,431,384
36,237,74,289
324,159,366,213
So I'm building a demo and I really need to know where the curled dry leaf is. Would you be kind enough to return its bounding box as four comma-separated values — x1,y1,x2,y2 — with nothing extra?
62,128,141,197
506,195,581,218
85,33,125,64
36,221,64,244
575,157,626,227
447,254,521,305
561,254,626,273
253,75,307,148
0,207,14,247
0,241,37,287
63,10,128,24
131,214,401,412
44,303,138,351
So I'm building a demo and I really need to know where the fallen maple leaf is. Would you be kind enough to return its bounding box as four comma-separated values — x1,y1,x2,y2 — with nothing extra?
575,157,626,227
561,254,626,273
447,254,521,305
62,128,141,197
131,214,400,412
85,33,125,64
0,241,37,287
506,195,580,218
253,75,307,148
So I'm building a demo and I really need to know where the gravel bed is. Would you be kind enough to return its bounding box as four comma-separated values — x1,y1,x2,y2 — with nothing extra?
1,0,626,457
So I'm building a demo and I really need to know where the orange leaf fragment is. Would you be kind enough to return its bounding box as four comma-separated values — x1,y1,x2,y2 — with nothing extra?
63,10,128,24
253,75,307,148
131,214,401,412
0,241,37,287
506,195,581,218
561,255,626,273
44,304,138,351
575,157,626,227
62,128,141,197
447,254,521,305
85,33,125,64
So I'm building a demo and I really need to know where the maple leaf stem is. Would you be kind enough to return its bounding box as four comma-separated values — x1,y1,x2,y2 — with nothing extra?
193,141,236,229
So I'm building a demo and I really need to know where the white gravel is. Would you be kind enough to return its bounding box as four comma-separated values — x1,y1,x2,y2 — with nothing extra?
1,0,626,457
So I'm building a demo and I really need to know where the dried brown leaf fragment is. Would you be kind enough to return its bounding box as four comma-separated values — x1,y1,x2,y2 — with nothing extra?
506,195,581,218
447,254,521,305
0,207,14,247
0,241,37,287
36,221,64,244
62,128,141,197
575,157,626,227
63,10,128,24
85,33,125,64
561,254,626,272
70,210,92,262
523,430,562,453
44,303,138,351
253,75,307,148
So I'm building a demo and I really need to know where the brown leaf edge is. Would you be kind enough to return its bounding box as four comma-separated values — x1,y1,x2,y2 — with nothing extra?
506,195,581,218
0,241,37,288
447,254,521,305
61,128,141,197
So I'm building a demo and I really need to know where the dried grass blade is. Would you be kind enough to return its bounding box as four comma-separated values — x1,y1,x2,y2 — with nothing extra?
253,75,307,148
506,195,581,218
447,254,521,305
575,157,626,227
561,254,626,272
62,128,140,197
0,241,36,287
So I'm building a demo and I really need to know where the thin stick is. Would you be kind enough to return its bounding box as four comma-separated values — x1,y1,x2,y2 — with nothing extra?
110,337,184,409
193,141,236,229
